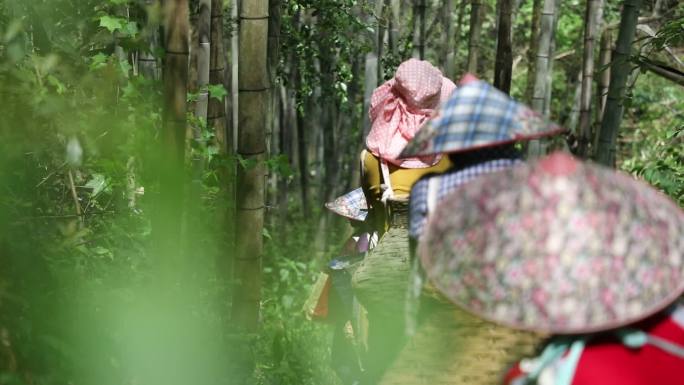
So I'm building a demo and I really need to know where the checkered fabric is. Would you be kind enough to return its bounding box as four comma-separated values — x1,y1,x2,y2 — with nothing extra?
399,76,563,158
366,59,456,168
409,159,522,239
325,188,369,221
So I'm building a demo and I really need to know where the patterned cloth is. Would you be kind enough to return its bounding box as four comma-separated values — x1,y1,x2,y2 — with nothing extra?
325,188,369,221
399,74,563,158
366,59,456,168
419,152,684,334
409,158,522,239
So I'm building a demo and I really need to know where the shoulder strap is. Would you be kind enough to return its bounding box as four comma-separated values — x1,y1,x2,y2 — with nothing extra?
360,149,368,178
380,159,394,203
427,175,440,214
619,329,684,359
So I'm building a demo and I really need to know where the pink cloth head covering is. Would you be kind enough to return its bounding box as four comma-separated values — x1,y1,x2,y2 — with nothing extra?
366,59,456,168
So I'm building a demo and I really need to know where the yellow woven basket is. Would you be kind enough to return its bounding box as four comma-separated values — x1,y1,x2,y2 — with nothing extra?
379,296,546,385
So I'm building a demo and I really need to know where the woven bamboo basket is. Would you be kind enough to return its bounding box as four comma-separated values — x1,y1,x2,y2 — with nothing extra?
351,199,412,383
379,294,547,385
352,200,411,317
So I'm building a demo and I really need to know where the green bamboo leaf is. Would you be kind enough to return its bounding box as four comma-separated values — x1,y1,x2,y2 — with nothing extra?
123,21,139,37
99,15,125,33
207,84,228,101
90,53,108,70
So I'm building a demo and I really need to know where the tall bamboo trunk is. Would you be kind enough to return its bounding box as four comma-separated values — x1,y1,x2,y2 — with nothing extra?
377,0,387,81
267,0,281,228
530,0,556,113
157,0,189,268
577,0,605,158
443,0,454,72
362,0,383,138
411,0,426,59
466,0,483,73
296,77,310,216
320,53,338,205
566,71,583,134
418,0,426,59
232,0,269,332
595,0,642,167
277,84,292,226
209,0,228,153
230,0,239,155
593,28,612,153
542,0,560,117
493,0,513,93
195,0,211,124
388,0,401,56
208,0,233,288
449,0,467,77
278,12,299,226
527,0,556,157
140,0,161,79
191,0,211,193
525,0,541,102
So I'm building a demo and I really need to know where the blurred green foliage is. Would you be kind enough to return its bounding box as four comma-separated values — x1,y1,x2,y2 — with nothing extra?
621,72,684,206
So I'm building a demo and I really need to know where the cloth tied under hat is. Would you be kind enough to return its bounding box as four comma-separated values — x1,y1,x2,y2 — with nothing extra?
366,59,456,169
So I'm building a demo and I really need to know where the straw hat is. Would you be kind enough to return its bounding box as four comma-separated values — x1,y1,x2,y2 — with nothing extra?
325,188,369,222
366,59,456,168
400,74,564,159
419,152,684,334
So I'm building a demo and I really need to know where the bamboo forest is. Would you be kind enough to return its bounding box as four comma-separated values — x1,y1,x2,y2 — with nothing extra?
1,0,684,384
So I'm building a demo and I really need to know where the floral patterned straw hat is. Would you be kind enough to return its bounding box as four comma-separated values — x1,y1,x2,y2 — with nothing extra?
418,152,684,334
325,188,369,222
400,74,565,159
366,59,456,168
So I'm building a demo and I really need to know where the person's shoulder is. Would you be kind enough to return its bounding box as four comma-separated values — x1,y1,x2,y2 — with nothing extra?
361,149,379,168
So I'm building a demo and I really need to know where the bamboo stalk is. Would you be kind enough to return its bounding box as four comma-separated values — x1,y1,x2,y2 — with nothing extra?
377,0,387,81
493,0,513,93
140,0,161,79
527,0,557,157
449,0,467,77
443,0,454,71
577,0,604,158
466,0,483,73
233,0,270,332
525,0,541,102
412,0,427,59
595,0,643,167
192,0,211,193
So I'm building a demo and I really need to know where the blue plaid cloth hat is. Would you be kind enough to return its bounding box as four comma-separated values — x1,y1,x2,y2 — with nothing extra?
400,75,564,158
409,158,523,239
325,188,369,222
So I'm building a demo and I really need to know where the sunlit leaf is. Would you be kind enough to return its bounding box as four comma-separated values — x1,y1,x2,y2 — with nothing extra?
99,15,125,33
207,84,228,101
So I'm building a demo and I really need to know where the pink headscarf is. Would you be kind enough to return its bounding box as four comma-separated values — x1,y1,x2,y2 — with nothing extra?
366,59,456,168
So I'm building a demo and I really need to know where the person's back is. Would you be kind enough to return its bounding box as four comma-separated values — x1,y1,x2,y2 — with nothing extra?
351,58,456,384
505,303,684,385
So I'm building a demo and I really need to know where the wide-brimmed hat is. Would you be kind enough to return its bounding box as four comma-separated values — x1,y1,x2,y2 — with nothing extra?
325,188,368,221
366,59,456,169
399,74,564,159
419,152,684,334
